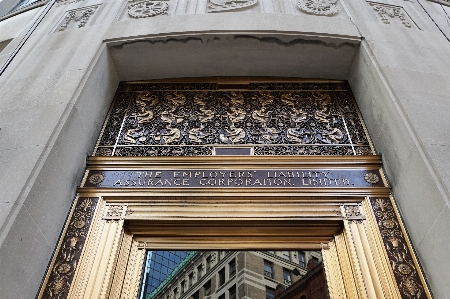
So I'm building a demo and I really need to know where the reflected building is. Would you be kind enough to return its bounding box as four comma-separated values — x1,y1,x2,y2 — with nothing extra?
140,251,324,299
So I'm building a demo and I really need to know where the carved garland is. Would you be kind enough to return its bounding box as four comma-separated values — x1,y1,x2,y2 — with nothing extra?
41,197,98,299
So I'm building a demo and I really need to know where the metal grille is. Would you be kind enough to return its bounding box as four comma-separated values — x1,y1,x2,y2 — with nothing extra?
94,82,373,156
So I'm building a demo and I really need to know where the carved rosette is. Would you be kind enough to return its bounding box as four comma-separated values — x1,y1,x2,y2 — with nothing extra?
369,197,426,299
42,198,98,299
128,0,169,18
208,0,258,12
297,0,339,16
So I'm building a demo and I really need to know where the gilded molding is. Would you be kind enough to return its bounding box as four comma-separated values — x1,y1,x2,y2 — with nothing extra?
41,197,98,299
369,197,428,299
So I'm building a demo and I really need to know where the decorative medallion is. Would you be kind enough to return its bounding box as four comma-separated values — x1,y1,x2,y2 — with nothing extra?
369,197,427,299
94,82,373,157
297,0,339,16
88,173,104,184
208,0,258,12
364,172,380,184
42,198,98,299
128,0,169,18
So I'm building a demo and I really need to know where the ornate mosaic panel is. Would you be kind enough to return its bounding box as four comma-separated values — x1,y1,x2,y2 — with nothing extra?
94,82,373,156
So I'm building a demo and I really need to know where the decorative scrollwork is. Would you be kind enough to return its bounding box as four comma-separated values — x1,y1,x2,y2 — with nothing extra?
58,6,97,31
128,0,168,18
95,83,373,157
208,0,258,12
369,3,412,28
369,198,426,299
42,198,98,299
297,0,339,16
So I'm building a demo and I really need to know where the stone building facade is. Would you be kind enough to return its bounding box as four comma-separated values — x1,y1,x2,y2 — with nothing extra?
139,251,323,299
0,0,450,298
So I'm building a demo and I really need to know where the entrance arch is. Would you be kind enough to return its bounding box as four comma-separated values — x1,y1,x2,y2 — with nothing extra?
37,79,431,299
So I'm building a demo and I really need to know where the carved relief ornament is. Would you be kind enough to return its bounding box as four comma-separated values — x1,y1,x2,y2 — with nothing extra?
208,0,258,12
58,6,98,31
368,2,412,28
297,0,339,16
128,0,168,18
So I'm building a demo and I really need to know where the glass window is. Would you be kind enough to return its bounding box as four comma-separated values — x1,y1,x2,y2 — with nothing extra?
206,255,211,271
229,258,236,278
219,267,226,286
197,264,203,279
188,273,193,287
229,285,237,299
204,280,211,295
180,280,185,293
218,294,225,299
173,287,178,299
266,287,275,299
264,261,273,278
192,291,199,299
298,251,305,267
283,269,291,286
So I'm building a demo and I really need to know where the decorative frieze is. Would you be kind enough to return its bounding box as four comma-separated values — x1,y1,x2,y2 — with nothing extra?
94,82,374,157
297,0,339,16
57,6,99,31
207,0,258,12
368,2,413,28
128,0,169,18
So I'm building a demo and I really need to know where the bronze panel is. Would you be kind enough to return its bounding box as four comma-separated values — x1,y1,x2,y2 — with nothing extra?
94,82,373,157
41,197,98,299
83,169,384,188
369,197,427,299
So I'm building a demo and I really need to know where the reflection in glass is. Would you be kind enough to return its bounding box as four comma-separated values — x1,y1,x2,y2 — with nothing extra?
139,251,329,299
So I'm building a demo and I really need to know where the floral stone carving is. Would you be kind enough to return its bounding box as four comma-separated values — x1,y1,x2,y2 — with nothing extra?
297,0,338,16
208,0,258,13
128,0,168,18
